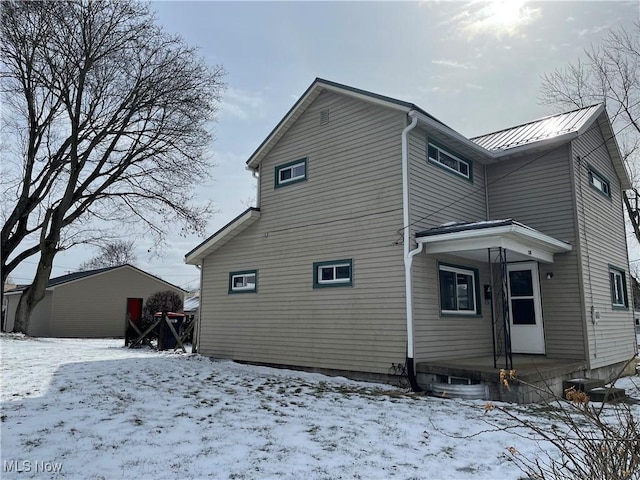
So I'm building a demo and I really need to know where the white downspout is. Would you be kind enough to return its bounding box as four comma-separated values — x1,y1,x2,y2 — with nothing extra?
248,166,261,208
402,111,421,390
193,263,203,354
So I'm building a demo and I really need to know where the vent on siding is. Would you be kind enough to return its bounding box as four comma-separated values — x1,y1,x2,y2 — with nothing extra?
320,109,330,125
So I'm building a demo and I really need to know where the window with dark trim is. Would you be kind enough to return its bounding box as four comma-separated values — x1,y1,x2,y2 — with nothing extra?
427,140,472,181
313,259,352,288
588,165,611,197
438,263,480,315
609,265,628,309
275,158,307,188
229,270,257,294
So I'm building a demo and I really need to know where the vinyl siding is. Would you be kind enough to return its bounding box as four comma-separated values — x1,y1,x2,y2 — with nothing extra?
27,292,53,337
2,292,52,336
49,267,183,338
486,143,585,359
198,90,408,375
572,124,635,369
2,294,21,332
409,127,488,232
413,253,494,361
408,127,493,360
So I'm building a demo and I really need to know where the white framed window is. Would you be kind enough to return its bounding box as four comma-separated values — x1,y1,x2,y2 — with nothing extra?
313,259,352,288
229,270,257,294
275,158,307,188
438,263,479,315
609,266,627,309
588,166,611,197
428,141,471,180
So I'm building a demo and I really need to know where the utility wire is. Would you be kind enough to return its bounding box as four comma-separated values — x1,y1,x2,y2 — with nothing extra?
400,115,638,234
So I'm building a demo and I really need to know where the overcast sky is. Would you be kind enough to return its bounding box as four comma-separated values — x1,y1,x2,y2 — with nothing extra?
9,0,639,290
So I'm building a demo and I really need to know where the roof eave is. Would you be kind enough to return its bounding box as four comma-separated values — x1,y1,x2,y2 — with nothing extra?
412,111,494,161
185,208,261,265
246,78,416,169
490,131,578,159
595,111,632,190
416,223,572,264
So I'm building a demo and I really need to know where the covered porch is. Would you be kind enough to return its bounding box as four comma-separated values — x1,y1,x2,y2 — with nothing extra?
413,219,578,402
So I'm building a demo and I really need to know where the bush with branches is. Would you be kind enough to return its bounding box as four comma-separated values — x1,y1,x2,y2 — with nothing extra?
483,360,640,480
143,290,183,321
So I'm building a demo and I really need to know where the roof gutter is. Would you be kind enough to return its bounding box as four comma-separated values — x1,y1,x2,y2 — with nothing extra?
402,110,422,392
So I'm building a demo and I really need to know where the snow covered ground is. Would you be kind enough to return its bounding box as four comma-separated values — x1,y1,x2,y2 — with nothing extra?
1,335,638,480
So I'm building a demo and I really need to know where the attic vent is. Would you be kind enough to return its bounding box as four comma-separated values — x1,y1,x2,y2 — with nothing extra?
320,109,330,125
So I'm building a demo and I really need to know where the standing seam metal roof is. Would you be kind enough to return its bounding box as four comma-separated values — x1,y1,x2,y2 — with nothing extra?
471,104,602,151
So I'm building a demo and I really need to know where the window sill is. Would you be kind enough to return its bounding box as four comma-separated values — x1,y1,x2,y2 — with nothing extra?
439,312,483,318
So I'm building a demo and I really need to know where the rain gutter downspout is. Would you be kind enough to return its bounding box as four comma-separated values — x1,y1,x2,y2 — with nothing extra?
248,166,261,208
402,111,422,391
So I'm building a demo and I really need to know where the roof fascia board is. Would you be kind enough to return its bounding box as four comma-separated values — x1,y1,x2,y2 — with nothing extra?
185,208,261,265
416,223,572,253
47,265,187,293
246,81,319,169
421,236,555,263
3,290,24,296
575,104,605,136
412,111,494,161
595,111,631,190
319,82,411,113
246,79,415,169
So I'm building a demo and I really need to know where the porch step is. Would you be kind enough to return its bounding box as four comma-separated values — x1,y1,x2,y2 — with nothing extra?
563,378,626,403
563,378,605,393
586,387,626,403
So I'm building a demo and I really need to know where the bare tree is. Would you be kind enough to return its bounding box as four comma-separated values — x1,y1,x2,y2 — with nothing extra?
539,21,640,243
0,1,224,332
78,240,138,271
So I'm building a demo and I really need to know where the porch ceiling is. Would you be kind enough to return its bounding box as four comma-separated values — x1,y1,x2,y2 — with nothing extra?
415,219,572,264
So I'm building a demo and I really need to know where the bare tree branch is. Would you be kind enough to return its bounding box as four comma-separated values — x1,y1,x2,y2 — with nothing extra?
0,0,224,332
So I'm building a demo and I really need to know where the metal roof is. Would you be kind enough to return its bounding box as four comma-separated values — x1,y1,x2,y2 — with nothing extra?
471,104,603,151
416,219,517,237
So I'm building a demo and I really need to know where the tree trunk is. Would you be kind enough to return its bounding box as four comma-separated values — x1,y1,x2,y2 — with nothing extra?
13,246,55,334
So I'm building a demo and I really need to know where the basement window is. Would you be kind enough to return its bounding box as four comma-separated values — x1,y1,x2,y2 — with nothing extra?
313,259,352,288
229,270,257,294
275,158,307,188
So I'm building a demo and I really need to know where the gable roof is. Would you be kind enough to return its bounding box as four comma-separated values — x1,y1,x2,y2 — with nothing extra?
471,104,603,152
245,78,454,169
185,207,261,265
470,104,630,188
245,79,629,185
5,264,186,294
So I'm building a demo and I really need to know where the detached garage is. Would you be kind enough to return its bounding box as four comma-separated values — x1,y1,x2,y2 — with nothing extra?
2,264,185,338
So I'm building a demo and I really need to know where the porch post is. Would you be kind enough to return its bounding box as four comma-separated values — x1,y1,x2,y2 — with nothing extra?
489,248,497,368
500,247,513,370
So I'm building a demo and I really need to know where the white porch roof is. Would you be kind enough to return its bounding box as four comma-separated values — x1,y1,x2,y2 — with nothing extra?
415,219,572,264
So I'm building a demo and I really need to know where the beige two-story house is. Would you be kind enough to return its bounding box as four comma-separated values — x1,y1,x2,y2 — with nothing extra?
185,79,636,401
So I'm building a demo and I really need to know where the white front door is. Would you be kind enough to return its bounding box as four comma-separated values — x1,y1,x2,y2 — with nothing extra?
507,262,545,354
